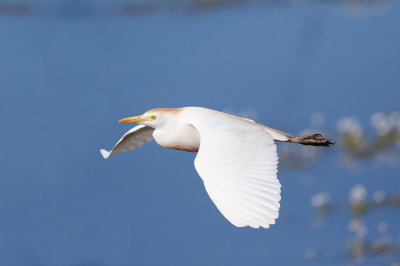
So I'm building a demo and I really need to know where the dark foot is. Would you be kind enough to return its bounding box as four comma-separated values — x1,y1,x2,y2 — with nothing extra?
289,134,334,147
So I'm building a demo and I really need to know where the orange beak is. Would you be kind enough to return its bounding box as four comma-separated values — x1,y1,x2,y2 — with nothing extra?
118,115,151,123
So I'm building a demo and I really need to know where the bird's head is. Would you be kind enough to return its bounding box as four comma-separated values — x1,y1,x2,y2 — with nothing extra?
118,108,178,129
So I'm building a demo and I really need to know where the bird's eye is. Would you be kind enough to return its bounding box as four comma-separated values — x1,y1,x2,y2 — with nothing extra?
151,115,157,120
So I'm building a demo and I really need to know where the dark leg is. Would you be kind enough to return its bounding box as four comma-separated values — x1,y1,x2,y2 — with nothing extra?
288,134,334,146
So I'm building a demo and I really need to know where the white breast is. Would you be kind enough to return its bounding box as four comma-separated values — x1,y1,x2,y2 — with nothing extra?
153,124,200,152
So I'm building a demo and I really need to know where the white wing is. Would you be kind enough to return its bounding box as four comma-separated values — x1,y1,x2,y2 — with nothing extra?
100,125,154,159
189,109,280,228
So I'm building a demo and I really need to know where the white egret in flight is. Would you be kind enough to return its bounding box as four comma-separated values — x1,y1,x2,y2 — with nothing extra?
101,107,333,228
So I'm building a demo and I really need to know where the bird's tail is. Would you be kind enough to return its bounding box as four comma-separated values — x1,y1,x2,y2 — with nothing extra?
288,134,334,146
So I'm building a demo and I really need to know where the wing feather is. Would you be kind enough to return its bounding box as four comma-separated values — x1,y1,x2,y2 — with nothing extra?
187,108,281,229
100,125,154,159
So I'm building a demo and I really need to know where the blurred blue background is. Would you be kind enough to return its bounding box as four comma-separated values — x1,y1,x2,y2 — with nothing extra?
1,0,399,265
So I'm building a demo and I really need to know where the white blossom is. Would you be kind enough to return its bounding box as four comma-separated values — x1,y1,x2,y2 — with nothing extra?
349,184,367,203
337,117,363,136
310,192,330,208
370,112,392,136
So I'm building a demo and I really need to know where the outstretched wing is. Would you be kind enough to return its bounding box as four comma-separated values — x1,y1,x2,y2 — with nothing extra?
100,125,154,159
190,109,280,228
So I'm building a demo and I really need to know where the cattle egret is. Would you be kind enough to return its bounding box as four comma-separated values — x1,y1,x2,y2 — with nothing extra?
100,107,333,228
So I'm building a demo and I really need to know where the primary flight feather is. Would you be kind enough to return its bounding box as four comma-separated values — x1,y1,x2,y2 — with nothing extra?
100,107,333,228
